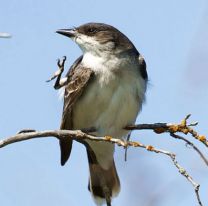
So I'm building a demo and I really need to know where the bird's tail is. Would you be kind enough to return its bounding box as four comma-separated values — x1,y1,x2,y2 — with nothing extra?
59,139,73,166
87,148,120,206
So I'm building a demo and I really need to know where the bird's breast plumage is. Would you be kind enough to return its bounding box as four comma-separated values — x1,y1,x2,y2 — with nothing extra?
73,52,146,138
68,52,146,169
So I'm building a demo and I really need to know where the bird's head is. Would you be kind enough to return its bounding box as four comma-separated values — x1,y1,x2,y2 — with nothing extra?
56,22,136,55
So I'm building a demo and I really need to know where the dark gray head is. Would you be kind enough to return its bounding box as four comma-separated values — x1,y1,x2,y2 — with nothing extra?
56,22,138,55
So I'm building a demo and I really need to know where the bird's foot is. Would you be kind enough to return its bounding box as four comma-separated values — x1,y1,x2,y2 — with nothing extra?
46,56,68,89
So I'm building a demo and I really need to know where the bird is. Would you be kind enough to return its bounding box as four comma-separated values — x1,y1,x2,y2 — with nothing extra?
55,22,148,206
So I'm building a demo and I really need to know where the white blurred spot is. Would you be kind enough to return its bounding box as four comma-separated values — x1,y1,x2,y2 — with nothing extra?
0,32,12,38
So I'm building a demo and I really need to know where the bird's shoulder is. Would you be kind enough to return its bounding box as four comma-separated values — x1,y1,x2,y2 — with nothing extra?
65,55,94,92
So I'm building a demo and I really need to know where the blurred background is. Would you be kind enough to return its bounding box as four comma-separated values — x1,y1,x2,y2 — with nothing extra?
0,0,208,205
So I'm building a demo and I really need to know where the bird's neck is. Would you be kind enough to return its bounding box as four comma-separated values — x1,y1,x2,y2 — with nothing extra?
82,51,134,74
82,51,115,72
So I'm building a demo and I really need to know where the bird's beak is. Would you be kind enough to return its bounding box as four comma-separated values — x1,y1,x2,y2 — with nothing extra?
56,29,76,38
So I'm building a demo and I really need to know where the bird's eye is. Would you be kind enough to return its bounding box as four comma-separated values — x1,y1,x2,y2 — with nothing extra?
87,28,97,34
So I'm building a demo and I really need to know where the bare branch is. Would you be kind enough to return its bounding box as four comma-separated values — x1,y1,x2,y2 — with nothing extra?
0,127,204,206
125,114,208,147
125,115,208,168
0,115,206,206
168,152,202,206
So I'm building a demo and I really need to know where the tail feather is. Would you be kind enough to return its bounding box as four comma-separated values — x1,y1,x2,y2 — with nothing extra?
87,149,120,205
59,139,73,166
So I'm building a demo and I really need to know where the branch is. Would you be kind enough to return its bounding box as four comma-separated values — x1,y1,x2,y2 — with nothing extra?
0,130,204,206
125,114,208,168
125,114,208,148
0,115,206,206
170,133,208,166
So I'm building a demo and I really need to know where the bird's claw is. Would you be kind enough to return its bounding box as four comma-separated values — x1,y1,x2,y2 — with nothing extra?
57,56,66,68
46,56,67,83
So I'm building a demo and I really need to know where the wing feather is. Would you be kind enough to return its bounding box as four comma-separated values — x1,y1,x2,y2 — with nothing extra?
59,55,94,165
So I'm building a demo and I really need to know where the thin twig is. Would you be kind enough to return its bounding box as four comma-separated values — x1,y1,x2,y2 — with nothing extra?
168,152,202,206
170,133,208,166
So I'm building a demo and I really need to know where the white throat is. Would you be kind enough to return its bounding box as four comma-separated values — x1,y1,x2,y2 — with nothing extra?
81,50,132,74
82,52,110,71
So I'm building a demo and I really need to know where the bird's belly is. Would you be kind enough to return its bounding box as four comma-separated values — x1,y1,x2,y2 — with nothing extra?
73,76,140,139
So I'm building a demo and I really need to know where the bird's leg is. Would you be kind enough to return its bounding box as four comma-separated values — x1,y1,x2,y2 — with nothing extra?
124,131,132,161
123,124,134,161
103,187,112,206
46,56,68,89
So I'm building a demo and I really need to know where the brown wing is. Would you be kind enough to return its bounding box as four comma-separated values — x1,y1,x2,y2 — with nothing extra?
138,54,148,80
59,56,94,165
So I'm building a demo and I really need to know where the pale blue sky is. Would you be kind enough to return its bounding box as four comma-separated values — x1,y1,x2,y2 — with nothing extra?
0,0,208,206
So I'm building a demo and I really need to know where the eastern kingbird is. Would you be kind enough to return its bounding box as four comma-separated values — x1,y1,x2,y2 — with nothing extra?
56,23,148,206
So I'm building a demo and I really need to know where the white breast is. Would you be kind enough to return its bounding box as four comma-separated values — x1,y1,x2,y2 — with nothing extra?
73,52,146,168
